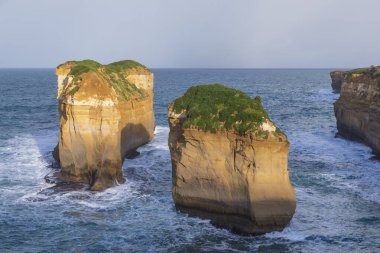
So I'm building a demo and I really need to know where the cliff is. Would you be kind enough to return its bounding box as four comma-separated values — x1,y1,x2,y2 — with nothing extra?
334,66,380,156
54,60,155,190
330,71,346,92
168,84,296,234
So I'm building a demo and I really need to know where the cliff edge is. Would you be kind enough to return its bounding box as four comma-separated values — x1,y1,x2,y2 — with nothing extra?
330,71,346,92
54,60,155,190
168,84,296,234
334,66,380,156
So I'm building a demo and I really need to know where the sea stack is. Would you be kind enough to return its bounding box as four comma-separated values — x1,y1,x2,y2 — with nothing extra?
330,71,346,92
334,66,380,156
168,84,296,234
54,60,155,190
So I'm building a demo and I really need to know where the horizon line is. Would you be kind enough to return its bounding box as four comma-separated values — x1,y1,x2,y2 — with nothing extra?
0,67,354,70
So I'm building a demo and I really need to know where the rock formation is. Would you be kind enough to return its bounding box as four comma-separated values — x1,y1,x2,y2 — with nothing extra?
54,60,155,190
168,84,296,234
330,71,346,92
334,66,380,156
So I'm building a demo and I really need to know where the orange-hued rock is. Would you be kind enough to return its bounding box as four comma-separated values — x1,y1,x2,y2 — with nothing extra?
168,85,296,234
54,60,155,190
334,66,380,156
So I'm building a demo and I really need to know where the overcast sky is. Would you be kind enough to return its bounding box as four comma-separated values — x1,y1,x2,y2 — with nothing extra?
0,0,379,68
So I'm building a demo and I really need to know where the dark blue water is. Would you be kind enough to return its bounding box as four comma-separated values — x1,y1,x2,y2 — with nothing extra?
0,69,379,252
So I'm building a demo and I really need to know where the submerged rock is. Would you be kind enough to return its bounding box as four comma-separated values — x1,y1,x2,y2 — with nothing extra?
330,71,347,92
168,84,296,234
334,66,380,156
54,60,155,190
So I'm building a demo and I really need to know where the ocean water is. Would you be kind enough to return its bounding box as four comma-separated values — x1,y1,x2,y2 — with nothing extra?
0,69,379,253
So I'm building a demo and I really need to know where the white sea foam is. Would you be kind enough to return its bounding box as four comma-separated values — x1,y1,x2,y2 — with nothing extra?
289,124,380,204
1,126,171,210
0,131,55,201
2,70,380,252
1,119,379,252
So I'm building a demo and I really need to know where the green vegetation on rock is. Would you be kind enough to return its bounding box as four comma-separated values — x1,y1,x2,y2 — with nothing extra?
346,66,380,78
346,68,369,74
59,59,149,99
172,84,280,135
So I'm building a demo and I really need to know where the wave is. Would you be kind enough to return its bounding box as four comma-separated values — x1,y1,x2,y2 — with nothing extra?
0,126,170,209
1,122,379,252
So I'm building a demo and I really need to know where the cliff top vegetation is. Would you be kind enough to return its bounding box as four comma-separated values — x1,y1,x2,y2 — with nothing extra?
331,66,380,79
57,59,150,99
172,84,284,136
347,68,370,74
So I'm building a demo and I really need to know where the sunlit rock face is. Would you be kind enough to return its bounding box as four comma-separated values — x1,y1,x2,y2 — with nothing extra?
54,60,155,190
334,66,380,157
168,84,296,234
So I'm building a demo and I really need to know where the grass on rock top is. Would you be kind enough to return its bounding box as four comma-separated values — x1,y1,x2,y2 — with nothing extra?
347,68,370,74
172,84,278,135
59,59,149,99
343,66,380,78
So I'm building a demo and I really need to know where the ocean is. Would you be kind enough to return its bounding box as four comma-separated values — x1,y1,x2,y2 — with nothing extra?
0,69,379,252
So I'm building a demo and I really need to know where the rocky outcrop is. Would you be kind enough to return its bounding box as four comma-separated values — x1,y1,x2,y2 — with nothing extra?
334,66,380,156
330,71,346,92
168,84,296,234
54,60,155,190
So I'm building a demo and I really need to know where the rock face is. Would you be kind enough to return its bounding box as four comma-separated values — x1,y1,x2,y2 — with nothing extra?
330,71,346,92
334,66,380,156
55,60,155,190
168,84,296,234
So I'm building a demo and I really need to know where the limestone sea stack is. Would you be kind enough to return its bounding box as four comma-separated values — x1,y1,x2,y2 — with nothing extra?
334,66,380,156
330,71,346,92
54,60,155,190
168,84,296,234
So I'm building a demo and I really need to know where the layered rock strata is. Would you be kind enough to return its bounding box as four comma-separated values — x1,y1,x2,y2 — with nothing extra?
334,66,380,156
330,71,346,92
168,84,296,234
54,60,155,190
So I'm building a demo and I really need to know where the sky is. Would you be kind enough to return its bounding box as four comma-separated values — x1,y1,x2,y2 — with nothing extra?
0,0,379,68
